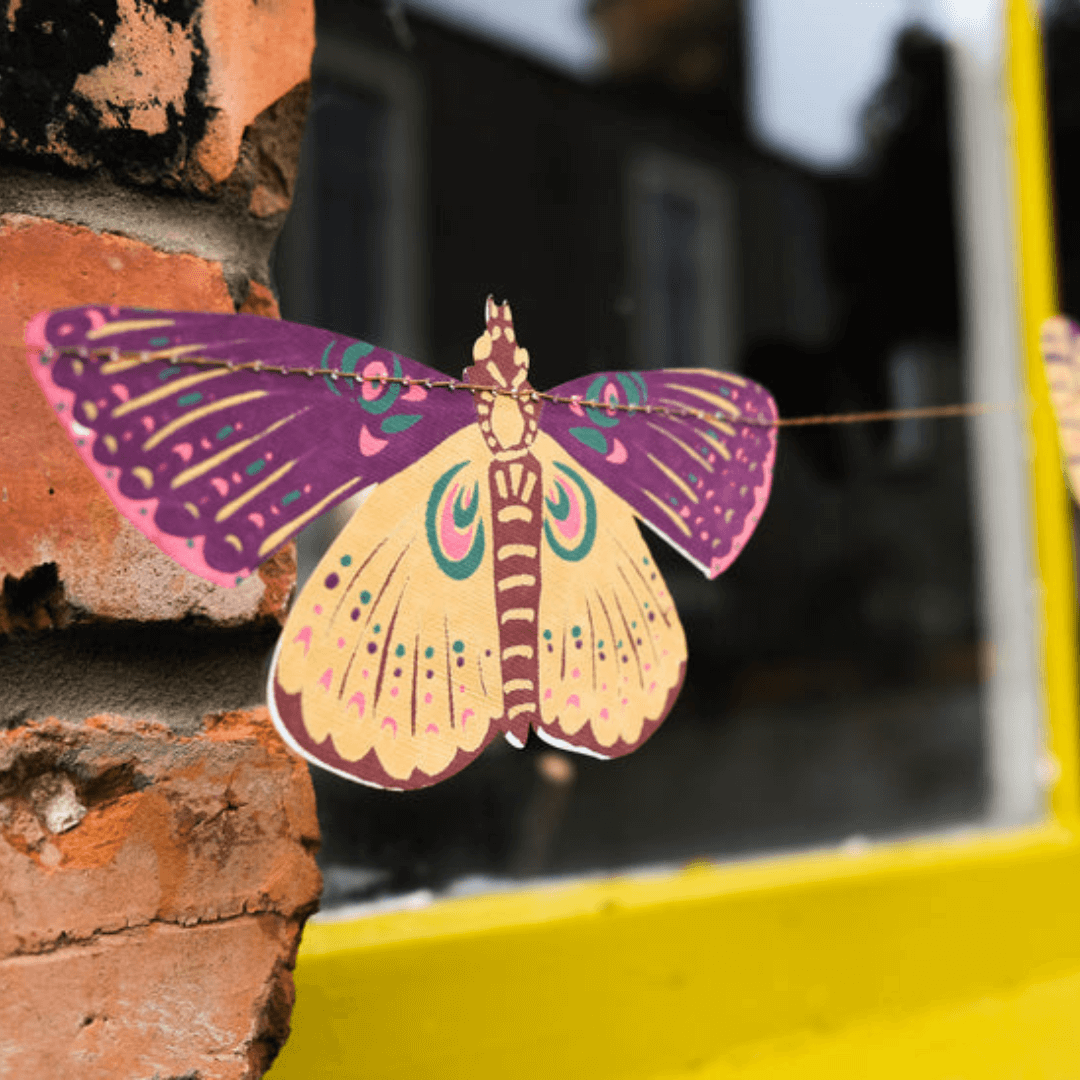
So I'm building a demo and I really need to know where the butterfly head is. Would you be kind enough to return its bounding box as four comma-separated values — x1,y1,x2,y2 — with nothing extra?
466,297,540,454
466,297,531,391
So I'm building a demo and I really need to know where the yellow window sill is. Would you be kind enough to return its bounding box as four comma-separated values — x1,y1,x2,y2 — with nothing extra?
270,824,1080,1079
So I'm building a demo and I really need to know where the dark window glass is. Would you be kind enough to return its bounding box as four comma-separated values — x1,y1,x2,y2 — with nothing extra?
645,191,701,367
278,78,389,343
272,22,1005,914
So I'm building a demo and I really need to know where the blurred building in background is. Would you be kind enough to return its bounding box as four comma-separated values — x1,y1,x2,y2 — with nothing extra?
274,0,986,907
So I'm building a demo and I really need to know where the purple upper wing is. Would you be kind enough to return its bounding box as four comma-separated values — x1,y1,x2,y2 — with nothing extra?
26,307,475,586
540,368,777,578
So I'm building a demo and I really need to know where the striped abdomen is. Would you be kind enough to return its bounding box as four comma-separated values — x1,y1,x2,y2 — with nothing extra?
489,454,543,745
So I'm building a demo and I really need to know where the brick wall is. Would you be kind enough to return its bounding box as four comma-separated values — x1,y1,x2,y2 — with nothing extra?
0,3,322,1077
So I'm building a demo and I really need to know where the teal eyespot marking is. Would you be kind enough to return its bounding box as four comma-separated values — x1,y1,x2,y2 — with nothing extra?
583,375,620,428
360,590,371,604
282,490,300,506
357,354,403,415
426,462,485,581
245,459,265,477
542,462,597,563
340,340,376,373
320,341,340,396
453,640,465,654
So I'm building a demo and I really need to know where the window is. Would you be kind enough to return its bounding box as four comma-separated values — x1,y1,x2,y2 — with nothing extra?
304,81,389,343
887,341,937,467
628,149,736,370
268,9,1080,1077
275,33,424,358
271,24,1040,911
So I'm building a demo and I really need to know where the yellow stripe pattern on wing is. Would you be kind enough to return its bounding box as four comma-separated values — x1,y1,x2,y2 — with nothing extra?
143,390,268,450
641,489,692,537
112,367,232,417
85,318,175,340
215,460,299,522
647,453,699,505
258,478,364,557
170,411,304,489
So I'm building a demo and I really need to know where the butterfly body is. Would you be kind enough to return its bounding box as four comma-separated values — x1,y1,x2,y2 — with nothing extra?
466,302,546,746
485,451,545,747
27,299,779,789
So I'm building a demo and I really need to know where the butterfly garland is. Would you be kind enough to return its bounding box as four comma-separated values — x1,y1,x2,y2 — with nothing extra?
25,300,778,790
1041,316,1080,501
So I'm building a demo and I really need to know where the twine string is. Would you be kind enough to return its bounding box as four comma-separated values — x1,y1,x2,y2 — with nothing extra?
31,345,1017,429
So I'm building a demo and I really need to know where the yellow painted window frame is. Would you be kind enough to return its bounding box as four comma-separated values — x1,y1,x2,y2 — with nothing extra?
269,4,1080,1076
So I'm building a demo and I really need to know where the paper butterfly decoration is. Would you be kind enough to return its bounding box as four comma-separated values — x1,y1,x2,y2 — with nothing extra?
1041,316,1080,501
25,300,778,789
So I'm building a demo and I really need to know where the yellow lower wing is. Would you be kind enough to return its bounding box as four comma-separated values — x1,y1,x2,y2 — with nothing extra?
270,426,503,790
533,434,687,758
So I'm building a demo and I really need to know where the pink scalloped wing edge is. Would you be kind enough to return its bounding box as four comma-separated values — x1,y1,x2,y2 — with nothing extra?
25,312,243,588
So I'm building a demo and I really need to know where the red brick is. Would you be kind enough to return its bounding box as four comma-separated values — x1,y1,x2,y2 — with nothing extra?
0,0,314,193
0,6,319,1073
198,1,316,185
232,81,313,219
0,916,300,1080
0,214,293,623
0,708,321,1078
0,708,320,958
240,280,283,319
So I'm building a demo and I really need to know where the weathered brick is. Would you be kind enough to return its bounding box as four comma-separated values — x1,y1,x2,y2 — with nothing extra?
0,708,320,956
0,213,292,623
0,4,321,1074
0,707,320,1079
229,80,312,219
240,278,283,319
0,916,302,1080
0,0,315,193
198,1,315,186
